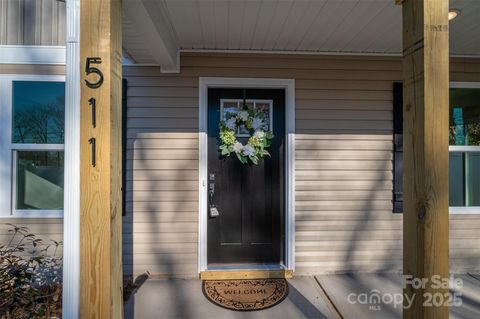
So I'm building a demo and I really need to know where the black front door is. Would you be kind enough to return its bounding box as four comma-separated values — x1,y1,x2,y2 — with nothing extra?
207,88,285,265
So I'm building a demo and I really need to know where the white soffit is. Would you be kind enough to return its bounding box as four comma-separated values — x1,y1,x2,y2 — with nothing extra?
122,0,480,66
123,0,179,72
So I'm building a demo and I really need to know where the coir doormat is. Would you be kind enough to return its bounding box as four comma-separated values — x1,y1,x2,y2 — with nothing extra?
202,279,289,311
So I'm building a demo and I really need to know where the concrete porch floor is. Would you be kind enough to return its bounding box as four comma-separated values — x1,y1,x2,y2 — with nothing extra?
124,274,480,319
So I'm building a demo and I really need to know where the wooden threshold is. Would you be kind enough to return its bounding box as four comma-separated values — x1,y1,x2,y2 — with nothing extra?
200,269,293,280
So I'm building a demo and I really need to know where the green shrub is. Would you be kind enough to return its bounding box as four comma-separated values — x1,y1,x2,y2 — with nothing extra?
0,224,62,319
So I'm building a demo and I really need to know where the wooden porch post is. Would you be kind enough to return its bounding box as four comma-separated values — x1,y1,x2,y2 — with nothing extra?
80,0,123,317
397,0,450,318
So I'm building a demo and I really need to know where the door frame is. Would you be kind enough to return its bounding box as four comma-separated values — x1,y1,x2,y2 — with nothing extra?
198,77,295,273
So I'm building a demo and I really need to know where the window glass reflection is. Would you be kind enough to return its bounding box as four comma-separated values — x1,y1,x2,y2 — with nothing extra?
12,81,65,144
450,88,480,146
466,152,480,206
449,87,480,207
449,152,465,206
16,151,64,210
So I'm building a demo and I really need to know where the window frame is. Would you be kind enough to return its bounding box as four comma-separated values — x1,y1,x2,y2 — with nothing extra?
220,98,274,137
0,74,66,218
449,82,480,214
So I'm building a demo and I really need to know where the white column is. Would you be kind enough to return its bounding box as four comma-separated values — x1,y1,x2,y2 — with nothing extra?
62,0,80,318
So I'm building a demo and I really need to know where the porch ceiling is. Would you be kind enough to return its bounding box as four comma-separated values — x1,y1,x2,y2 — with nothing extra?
122,0,480,68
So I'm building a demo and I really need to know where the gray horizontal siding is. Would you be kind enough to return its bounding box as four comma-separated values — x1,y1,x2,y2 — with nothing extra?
1,56,478,278
123,75,199,277
122,53,480,277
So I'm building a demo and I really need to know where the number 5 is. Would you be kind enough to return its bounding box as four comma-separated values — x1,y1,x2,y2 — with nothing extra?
85,57,104,89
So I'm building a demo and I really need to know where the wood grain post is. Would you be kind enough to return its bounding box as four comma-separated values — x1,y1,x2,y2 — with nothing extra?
400,0,449,318
80,0,123,317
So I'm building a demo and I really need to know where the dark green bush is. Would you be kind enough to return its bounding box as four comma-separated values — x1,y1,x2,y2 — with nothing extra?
0,224,62,319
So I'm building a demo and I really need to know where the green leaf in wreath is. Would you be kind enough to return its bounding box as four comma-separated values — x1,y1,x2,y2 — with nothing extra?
246,118,253,130
235,152,246,164
250,155,259,165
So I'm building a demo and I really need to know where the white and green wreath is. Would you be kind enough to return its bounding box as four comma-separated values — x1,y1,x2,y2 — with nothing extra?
219,103,274,165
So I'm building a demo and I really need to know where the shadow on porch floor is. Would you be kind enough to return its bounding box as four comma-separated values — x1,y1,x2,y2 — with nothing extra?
124,273,480,319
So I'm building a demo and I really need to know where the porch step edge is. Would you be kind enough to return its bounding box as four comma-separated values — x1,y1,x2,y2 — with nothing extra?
200,269,294,280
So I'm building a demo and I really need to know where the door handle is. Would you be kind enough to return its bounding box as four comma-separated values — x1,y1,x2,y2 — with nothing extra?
208,182,219,217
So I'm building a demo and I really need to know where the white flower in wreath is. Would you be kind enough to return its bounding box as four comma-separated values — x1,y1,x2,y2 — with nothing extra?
233,141,244,153
225,108,237,115
242,144,255,157
238,110,249,122
225,117,237,130
254,130,265,139
252,117,266,130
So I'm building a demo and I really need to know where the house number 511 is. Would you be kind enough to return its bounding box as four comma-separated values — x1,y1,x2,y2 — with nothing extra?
85,57,103,168
85,57,104,89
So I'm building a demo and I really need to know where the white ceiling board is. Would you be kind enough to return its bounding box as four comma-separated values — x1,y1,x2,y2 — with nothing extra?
321,1,390,52
248,0,279,50
122,0,480,64
259,0,293,50
164,0,203,49
365,13,402,52
238,0,263,49
315,0,361,51
450,1,480,55
272,0,312,50
461,27,480,55
283,0,328,51
197,0,216,49
294,0,346,51
343,3,401,53
227,0,246,49
213,0,229,49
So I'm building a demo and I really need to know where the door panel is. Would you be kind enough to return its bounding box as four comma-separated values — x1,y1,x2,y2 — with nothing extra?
207,89,285,264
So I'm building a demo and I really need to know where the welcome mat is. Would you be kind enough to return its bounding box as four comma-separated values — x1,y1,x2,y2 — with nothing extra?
202,279,289,311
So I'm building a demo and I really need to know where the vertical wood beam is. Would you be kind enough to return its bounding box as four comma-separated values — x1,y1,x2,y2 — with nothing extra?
400,0,449,318
80,0,123,317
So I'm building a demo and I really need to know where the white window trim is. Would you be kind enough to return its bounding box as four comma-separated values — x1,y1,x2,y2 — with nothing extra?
449,81,480,214
0,74,66,218
0,45,66,65
198,77,295,272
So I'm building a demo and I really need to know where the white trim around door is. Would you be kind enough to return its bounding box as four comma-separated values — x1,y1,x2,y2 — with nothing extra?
198,77,295,273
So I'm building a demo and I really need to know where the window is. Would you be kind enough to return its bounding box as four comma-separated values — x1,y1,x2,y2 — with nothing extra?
220,99,273,137
449,85,480,212
0,76,65,217
392,82,480,214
